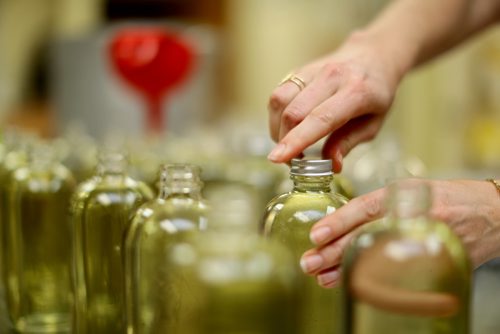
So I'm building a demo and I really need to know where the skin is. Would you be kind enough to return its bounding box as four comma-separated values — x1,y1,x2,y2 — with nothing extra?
266,0,500,288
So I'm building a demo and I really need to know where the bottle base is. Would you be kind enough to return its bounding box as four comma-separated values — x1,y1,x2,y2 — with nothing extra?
15,313,71,334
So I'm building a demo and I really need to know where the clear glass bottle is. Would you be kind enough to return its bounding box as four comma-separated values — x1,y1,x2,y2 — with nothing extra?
6,140,76,333
71,149,153,334
170,184,300,334
0,130,30,332
342,179,471,334
262,158,348,334
125,164,208,334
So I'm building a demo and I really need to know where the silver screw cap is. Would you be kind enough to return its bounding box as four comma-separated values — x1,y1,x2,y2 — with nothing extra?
290,159,333,176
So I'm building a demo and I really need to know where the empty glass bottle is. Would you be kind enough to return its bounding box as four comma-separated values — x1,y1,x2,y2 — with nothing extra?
171,184,300,334
6,140,76,333
71,149,153,334
262,158,348,334
125,164,208,334
342,179,471,334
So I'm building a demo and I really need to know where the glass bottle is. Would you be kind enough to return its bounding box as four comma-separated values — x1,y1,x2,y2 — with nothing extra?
342,179,471,334
6,140,76,333
125,164,208,334
71,149,153,334
262,158,348,334
170,183,300,334
0,130,30,332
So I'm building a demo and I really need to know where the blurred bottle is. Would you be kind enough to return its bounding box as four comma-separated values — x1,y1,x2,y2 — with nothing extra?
342,179,471,334
71,148,153,334
171,184,300,334
6,140,76,333
262,159,348,334
125,164,208,334
127,136,166,193
224,130,289,212
0,129,30,326
60,123,98,183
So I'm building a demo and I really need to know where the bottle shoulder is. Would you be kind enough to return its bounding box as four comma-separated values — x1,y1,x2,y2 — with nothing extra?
265,190,346,215
174,234,298,285
11,163,76,193
74,175,153,198
129,197,208,235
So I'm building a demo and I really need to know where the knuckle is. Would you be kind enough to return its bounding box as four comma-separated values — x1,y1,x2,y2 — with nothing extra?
358,194,382,221
323,243,343,265
348,76,370,99
268,91,289,113
281,107,304,127
310,110,336,127
340,137,353,154
322,62,344,79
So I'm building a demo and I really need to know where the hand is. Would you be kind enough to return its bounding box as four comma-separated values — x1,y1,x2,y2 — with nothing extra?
300,179,500,288
267,33,403,172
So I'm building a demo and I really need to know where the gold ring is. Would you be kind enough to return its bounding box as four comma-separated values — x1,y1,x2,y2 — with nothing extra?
279,73,307,91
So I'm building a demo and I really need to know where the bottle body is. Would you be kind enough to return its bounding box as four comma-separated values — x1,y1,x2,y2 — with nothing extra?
126,196,207,334
263,172,347,334
343,220,471,334
171,232,300,334
72,174,153,334
172,183,300,334
125,164,208,334
6,162,76,333
0,147,28,318
342,181,471,334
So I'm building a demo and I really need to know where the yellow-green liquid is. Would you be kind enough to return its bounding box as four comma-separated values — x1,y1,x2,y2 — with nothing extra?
263,185,347,334
7,165,75,333
125,196,207,334
343,220,471,334
168,233,300,334
72,177,153,334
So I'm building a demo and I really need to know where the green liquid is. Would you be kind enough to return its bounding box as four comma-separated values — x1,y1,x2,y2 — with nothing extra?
168,233,300,334
343,220,471,334
7,165,75,333
125,196,207,334
0,151,27,306
72,177,153,334
263,188,347,334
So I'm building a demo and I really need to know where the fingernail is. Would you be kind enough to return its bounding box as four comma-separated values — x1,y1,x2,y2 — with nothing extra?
310,226,332,245
300,254,323,273
317,270,340,287
268,143,287,162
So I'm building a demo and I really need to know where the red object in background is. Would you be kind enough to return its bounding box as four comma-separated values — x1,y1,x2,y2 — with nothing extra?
109,27,195,133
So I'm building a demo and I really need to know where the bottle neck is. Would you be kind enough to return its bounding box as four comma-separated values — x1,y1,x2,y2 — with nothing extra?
386,179,432,228
158,181,202,200
291,174,333,193
158,164,203,200
96,152,127,179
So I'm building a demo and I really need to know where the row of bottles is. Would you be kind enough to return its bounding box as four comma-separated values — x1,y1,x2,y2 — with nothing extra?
0,130,471,334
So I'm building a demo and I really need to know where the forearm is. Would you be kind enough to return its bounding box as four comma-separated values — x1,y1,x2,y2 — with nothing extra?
346,0,500,83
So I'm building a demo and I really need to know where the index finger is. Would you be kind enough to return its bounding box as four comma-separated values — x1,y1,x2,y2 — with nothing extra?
310,188,387,247
268,87,364,163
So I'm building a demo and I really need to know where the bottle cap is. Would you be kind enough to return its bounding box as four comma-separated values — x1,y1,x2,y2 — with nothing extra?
290,159,333,176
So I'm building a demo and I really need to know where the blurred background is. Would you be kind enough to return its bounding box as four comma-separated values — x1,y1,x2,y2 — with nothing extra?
1,0,499,180
0,0,499,332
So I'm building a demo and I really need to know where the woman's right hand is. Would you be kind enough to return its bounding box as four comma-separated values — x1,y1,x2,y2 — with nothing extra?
267,32,407,172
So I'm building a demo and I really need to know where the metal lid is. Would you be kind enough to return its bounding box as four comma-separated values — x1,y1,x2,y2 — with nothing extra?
290,159,333,176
